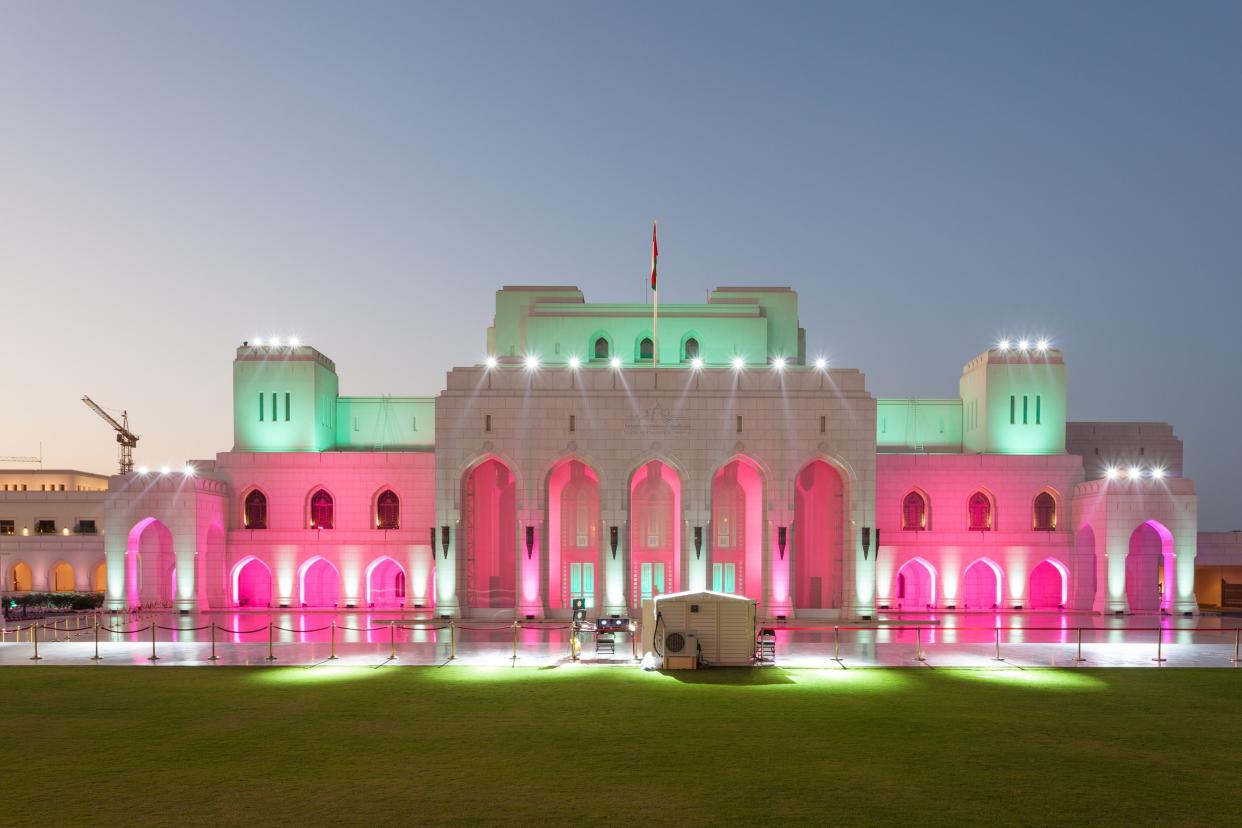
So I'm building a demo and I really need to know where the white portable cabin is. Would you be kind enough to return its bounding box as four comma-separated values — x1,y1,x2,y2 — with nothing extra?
643,590,758,668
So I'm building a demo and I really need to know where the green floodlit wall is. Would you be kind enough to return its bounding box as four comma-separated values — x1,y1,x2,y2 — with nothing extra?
961,350,1067,455
876,399,964,452
233,347,339,451
334,397,436,450
488,286,804,365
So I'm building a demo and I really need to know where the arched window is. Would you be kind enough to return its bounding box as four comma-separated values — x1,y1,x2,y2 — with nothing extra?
243,490,267,529
309,490,334,530
376,489,400,530
593,337,610,360
395,571,406,598
639,338,654,361
1033,491,1056,531
683,337,699,360
902,491,927,531
968,492,992,531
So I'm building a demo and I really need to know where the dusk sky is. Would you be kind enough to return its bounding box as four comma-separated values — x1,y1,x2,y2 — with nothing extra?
2,2,1239,527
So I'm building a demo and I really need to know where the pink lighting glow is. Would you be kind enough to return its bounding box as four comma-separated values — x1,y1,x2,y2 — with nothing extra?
961,558,1002,609
233,556,273,607
299,556,341,607
895,557,936,609
1028,558,1068,608
464,458,517,609
629,461,681,610
547,459,600,610
712,459,763,601
365,556,407,608
794,460,844,609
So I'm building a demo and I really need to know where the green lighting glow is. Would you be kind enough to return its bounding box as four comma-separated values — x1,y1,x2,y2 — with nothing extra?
940,668,1108,691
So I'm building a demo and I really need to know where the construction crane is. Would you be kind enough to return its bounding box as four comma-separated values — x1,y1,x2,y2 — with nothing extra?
82,396,139,475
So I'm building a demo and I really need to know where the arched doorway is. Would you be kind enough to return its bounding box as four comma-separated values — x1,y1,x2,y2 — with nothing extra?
547,459,600,611
127,518,175,606
630,461,680,609
367,556,407,608
895,558,936,610
463,458,517,610
11,561,32,592
1127,521,1173,612
794,460,844,610
961,559,1001,609
711,459,763,600
92,560,107,592
232,557,272,608
51,562,74,592
1029,559,1068,609
299,557,340,607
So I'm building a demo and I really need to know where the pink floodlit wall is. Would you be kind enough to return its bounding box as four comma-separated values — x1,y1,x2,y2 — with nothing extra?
630,461,681,609
793,461,844,609
961,559,1001,609
895,558,936,609
367,556,406,608
300,556,340,607
1028,559,1068,608
1127,520,1173,612
233,556,272,607
547,460,599,610
464,458,517,609
127,517,175,607
712,459,763,601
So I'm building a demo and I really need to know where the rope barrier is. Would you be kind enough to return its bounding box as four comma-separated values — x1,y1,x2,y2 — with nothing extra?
273,625,332,633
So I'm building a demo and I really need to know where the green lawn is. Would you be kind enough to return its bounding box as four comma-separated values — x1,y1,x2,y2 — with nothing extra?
4,665,1238,826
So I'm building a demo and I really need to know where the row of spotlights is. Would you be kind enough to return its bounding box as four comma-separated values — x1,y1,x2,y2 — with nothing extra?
489,354,823,372
136,465,196,477
997,339,1050,353
251,337,301,348
1104,466,1166,481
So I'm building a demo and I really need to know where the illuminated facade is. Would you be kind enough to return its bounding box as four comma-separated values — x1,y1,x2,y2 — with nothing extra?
2,286,1207,618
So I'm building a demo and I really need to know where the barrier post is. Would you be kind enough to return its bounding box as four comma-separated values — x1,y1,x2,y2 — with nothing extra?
915,626,926,662
449,620,456,660
1233,629,1241,665
389,620,396,660
148,623,159,662
90,617,102,661
1074,627,1086,663
29,624,42,661
832,625,842,663
266,622,276,662
511,621,518,663
329,620,337,660
993,627,1003,661
631,622,639,661
208,623,219,662
1153,629,1166,663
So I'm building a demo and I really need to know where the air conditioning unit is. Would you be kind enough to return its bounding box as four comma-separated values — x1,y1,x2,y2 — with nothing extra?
663,629,699,670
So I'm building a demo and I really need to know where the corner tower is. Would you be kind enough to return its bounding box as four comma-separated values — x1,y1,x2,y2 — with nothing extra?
960,345,1066,455
232,342,339,451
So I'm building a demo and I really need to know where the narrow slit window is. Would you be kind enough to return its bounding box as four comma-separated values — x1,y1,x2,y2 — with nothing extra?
819,415,826,434
1035,395,1041,425
285,392,290,421
485,414,492,432
736,415,742,433
259,393,265,422
272,393,277,423
1009,396,1015,424
569,414,576,432
1023,395,1029,425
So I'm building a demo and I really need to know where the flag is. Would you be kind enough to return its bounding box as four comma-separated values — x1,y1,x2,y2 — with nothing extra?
650,220,658,291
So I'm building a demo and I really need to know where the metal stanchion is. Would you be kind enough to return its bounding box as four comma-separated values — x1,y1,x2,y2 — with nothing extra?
389,620,396,660
1232,629,1241,665
265,622,276,662
148,623,159,662
993,627,1003,661
1074,627,1086,663
329,620,338,660
915,626,926,662
832,625,842,663
449,620,456,660
631,622,638,661
1153,629,1166,663
511,621,518,663
29,624,42,661
208,623,219,662
90,618,102,661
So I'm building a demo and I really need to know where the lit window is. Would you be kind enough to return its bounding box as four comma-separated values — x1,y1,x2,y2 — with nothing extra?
968,492,992,531
310,490,334,530
902,492,927,531
683,338,699,360
376,490,400,530
1033,492,1056,531
244,490,268,529
593,337,610,360
639,338,654,361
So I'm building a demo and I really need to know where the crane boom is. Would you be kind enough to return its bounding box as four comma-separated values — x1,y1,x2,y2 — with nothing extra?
82,395,139,474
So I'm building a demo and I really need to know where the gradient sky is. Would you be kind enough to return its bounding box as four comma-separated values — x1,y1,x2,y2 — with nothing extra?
2,2,1239,527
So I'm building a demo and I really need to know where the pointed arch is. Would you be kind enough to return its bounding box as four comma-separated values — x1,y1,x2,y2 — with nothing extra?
895,557,937,609
50,561,75,592
679,330,703,362
967,489,995,531
1029,557,1069,609
126,517,175,606
629,459,682,608
241,487,268,529
961,557,1003,609
1032,488,1059,531
587,330,614,362
793,459,846,610
365,555,407,607
92,559,107,592
298,556,340,607
901,488,929,531
231,556,273,608
462,456,517,609
374,487,400,530
307,487,335,529
546,457,601,611
635,333,654,362
710,455,764,601
1127,519,1175,612
10,560,33,592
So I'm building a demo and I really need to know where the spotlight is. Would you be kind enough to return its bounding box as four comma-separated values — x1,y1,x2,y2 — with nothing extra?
567,355,581,369
253,337,264,347
1037,338,1049,352
1017,339,1030,351
1105,467,1119,480
137,466,149,475
732,355,745,370
997,340,1010,351
772,357,787,371
484,355,498,369
270,337,282,348
1152,467,1165,480
814,357,828,370
610,357,622,369
289,337,300,348
1128,466,1143,479
524,354,540,371
183,464,195,477
690,357,704,370
159,466,170,475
